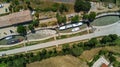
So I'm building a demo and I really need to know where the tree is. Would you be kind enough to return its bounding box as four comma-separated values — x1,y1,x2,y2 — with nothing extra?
32,19,39,27
74,0,91,12
17,25,27,36
109,55,116,64
71,47,83,57
41,49,47,59
62,15,67,24
87,38,98,48
62,44,70,54
52,3,60,12
101,36,112,44
108,34,118,41
56,13,67,25
88,12,96,22
83,14,89,20
71,15,80,23
28,24,35,33
59,4,68,14
56,13,62,25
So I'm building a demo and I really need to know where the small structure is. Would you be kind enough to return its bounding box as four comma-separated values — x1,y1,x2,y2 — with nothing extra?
92,56,113,67
0,10,32,28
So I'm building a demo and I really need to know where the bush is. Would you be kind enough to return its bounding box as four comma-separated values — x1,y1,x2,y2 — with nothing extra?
101,36,112,44
108,34,118,42
62,44,70,54
85,38,98,48
71,47,83,57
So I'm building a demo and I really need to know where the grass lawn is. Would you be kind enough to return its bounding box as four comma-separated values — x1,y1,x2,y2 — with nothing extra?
92,16,120,26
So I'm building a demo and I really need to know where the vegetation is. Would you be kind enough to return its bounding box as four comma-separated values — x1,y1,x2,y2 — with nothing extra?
83,12,96,26
71,47,83,57
56,13,67,25
17,25,27,36
28,24,35,33
88,12,97,22
74,0,91,12
59,4,68,14
32,20,39,27
71,15,80,23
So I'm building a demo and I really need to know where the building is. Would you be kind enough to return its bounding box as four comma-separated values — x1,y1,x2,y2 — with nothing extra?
0,10,32,28
92,56,113,67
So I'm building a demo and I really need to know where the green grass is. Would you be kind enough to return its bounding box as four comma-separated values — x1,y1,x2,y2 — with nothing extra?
92,16,120,26
0,63,7,67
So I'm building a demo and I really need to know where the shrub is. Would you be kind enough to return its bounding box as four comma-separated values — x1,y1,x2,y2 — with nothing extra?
71,47,83,57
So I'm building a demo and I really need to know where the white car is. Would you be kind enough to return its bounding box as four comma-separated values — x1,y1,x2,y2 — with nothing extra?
78,22,83,26
72,22,83,27
72,23,79,27
66,24,73,29
0,4,4,8
59,26,66,30
72,27,80,32
5,36,13,40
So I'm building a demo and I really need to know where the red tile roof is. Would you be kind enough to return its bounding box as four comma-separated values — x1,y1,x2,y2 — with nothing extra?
0,10,32,27
101,63,108,67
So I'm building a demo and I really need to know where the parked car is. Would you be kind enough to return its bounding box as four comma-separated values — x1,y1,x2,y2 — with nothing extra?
72,27,80,32
72,22,83,27
0,4,4,8
66,24,73,29
59,26,66,30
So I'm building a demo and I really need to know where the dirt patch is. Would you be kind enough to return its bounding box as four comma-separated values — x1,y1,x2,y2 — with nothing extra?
80,48,102,61
27,55,88,67
105,46,120,54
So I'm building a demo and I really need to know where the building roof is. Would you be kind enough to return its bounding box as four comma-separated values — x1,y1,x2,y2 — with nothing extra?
92,56,113,67
101,63,108,67
0,10,32,28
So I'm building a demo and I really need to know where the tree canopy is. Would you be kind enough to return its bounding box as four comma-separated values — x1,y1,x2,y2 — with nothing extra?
17,25,27,36
71,15,80,23
74,0,91,12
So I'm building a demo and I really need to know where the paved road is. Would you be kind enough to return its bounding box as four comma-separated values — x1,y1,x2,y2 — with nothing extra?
0,21,120,56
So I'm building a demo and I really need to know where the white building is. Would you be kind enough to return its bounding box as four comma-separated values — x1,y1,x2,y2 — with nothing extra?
92,56,113,67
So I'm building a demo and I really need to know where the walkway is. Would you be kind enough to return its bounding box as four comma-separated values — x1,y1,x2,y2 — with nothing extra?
0,20,120,56
96,12,120,18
